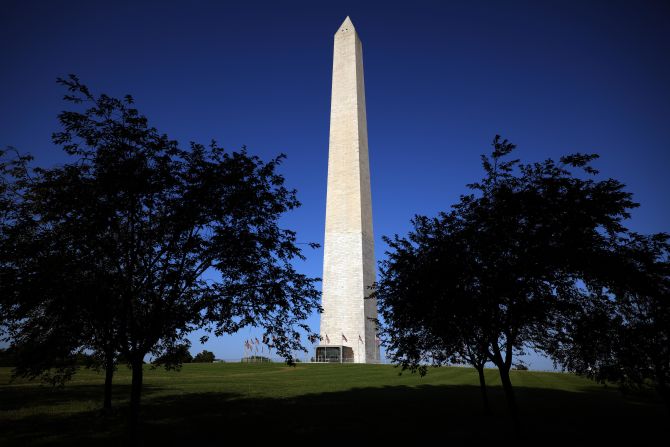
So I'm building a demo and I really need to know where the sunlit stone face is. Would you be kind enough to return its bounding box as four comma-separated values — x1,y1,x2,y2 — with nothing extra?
319,17,379,364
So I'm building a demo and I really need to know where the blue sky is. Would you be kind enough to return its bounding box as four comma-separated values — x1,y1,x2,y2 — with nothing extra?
2,0,669,369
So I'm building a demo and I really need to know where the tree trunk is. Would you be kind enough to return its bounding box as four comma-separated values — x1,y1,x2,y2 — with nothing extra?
103,358,114,412
476,365,491,415
657,383,670,414
497,364,521,435
129,357,144,441
652,361,669,414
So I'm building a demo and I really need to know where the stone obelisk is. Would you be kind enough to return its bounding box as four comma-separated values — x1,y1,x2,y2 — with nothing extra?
319,16,379,363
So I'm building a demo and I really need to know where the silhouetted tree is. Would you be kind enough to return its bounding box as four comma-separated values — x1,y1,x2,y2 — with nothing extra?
153,343,193,366
376,136,638,431
0,75,321,435
0,348,16,367
192,350,215,363
1,143,129,412
375,213,494,414
545,232,670,411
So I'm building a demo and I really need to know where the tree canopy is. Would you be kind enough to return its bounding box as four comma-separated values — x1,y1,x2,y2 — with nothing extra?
0,75,321,429
374,135,668,429
544,232,670,409
193,350,216,363
153,343,193,366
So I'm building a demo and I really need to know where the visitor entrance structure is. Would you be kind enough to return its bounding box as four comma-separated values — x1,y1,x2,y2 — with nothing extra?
317,17,379,364
315,346,354,363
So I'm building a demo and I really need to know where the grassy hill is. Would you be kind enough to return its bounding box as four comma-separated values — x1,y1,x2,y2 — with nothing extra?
1,363,667,445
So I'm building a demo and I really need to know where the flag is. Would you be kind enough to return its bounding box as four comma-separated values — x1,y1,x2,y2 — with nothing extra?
342,333,348,342
325,334,330,344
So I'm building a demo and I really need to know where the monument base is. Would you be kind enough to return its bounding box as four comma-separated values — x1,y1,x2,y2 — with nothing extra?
314,345,354,363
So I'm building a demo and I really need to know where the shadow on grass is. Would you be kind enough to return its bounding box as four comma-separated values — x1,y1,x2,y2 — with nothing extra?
0,383,166,446
1,383,668,445
0,383,141,412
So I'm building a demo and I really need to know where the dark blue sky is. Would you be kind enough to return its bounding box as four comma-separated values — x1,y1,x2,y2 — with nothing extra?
2,0,669,368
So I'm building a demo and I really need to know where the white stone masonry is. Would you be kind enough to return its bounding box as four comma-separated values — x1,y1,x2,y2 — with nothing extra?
319,17,379,363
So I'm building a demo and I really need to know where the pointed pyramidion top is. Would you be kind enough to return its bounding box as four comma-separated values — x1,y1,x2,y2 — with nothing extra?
336,16,357,37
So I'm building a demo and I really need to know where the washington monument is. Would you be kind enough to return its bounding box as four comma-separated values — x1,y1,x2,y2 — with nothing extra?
317,17,379,363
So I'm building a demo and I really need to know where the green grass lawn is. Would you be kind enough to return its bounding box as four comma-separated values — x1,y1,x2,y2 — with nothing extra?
1,363,667,445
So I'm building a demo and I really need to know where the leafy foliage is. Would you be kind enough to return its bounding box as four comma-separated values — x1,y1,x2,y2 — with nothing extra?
375,135,645,426
545,232,670,408
0,75,321,428
153,343,194,367
192,350,215,363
